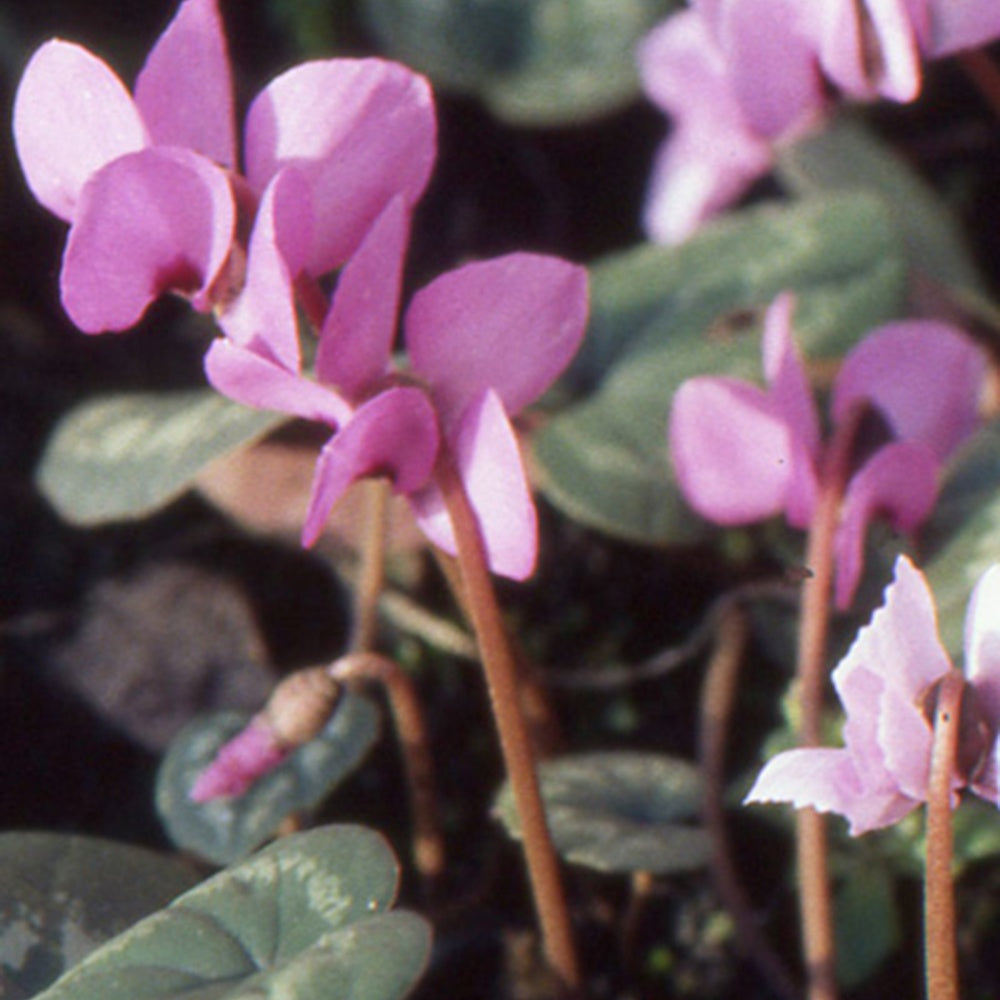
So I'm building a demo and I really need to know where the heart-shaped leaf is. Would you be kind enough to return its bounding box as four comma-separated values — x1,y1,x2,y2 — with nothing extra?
37,389,286,526
494,751,711,874
32,825,431,1000
156,692,381,865
0,833,198,999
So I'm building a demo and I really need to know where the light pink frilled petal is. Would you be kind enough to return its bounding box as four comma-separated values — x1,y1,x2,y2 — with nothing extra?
217,169,313,370
12,40,148,222
409,390,538,580
134,0,236,168
669,376,794,525
963,565,1000,723
190,721,288,802
316,197,409,398
638,12,773,244
817,0,923,101
405,254,588,431
744,746,919,835
833,442,939,608
877,681,935,800
245,59,435,276
60,147,234,333
833,320,984,461
204,338,352,427
926,0,1000,57
302,387,439,547
712,0,826,137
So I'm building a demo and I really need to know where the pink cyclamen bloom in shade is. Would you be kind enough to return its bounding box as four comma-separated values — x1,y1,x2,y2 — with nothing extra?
12,0,435,333
745,555,1000,835
189,722,288,802
668,293,984,608
205,188,589,580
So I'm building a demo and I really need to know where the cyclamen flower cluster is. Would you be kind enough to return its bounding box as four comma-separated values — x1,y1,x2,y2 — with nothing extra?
638,0,1000,243
14,0,589,580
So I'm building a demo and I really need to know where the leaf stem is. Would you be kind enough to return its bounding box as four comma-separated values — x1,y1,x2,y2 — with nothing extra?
435,451,582,995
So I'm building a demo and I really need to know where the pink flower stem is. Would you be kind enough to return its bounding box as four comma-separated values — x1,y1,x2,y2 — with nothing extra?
924,670,963,1000
958,50,1000,119
349,478,389,653
794,403,870,1000
435,450,582,996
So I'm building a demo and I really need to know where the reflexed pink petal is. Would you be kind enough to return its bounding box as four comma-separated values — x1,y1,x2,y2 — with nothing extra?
410,390,538,580
13,40,148,221
963,565,1000,722
218,169,312,370
669,376,793,524
405,254,588,430
302,387,439,546
60,147,235,332
745,746,919,835
245,58,435,275
833,442,939,608
317,196,409,396
204,338,352,426
877,682,934,799
638,12,773,243
832,320,984,460
134,0,236,167
190,721,288,802
925,0,1000,57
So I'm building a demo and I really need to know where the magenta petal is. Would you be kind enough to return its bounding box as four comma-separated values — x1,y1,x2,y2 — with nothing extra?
190,721,288,802
134,0,236,168
60,147,235,332
833,442,939,608
316,197,409,397
13,41,148,222
410,390,538,580
833,320,984,461
245,58,435,275
405,254,588,430
302,387,439,546
669,376,795,525
963,565,1000,722
927,1,1000,56
218,169,313,370
204,338,351,426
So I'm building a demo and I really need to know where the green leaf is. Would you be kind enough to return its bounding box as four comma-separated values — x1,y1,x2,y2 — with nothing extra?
33,826,431,1000
361,0,674,126
0,834,198,998
922,421,1000,657
156,693,381,865
534,193,908,543
37,390,287,526
494,751,711,874
777,115,986,296
833,864,899,989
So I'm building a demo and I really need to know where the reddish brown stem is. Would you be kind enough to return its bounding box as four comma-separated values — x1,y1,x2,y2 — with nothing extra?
349,478,389,653
958,50,1000,119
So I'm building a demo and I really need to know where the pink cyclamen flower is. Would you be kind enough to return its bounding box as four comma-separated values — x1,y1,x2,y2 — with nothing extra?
668,293,984,608
745,555,1000,835
13,0,435,332
638,0,1000,243
205,183,589,580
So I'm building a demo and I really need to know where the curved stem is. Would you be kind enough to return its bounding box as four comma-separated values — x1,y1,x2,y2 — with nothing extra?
349,478,389,653
925,670,963,1000
435,452,582,995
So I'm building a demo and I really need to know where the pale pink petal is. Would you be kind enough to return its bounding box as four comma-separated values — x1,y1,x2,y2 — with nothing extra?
638,12,773,243
316,196,409,397
60,147,234,332
836,657,890,789
405,254,588,430
134,0,236,167
244,58,435,275
204,338,352,426
833,443,939,608
190,721,288,802
409,390,538,580
877,683,933,799
13,40,148,221
926,0,1000,57
302,387,439,546
744,746,919,835
669,376,793,525
963,565,1000,722
832,320,984,461
217,169,313,370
